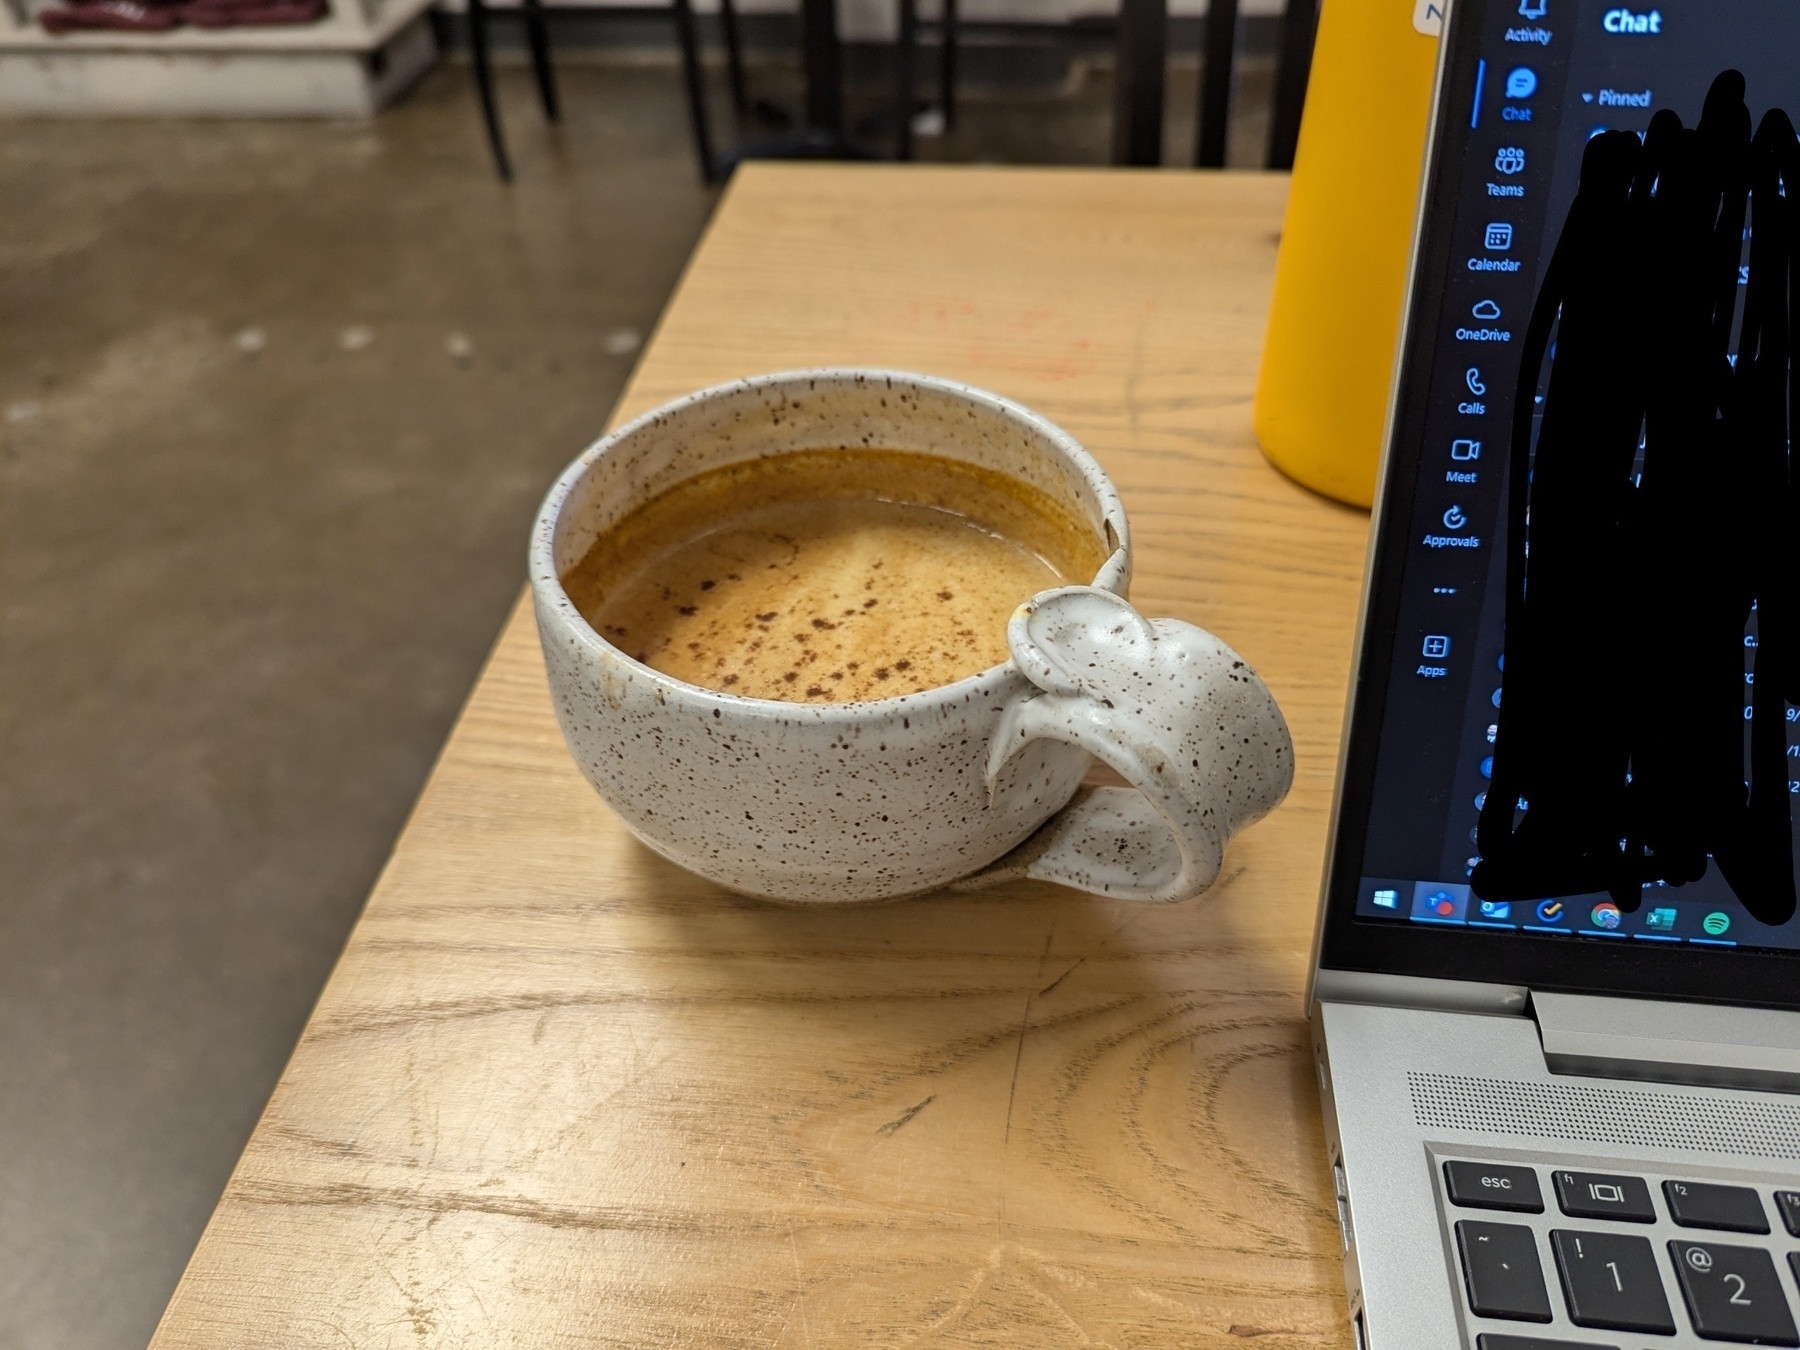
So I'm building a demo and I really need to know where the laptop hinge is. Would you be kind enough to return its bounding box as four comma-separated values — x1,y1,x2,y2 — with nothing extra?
1312,968,1529,1016
1535,991,1800,1094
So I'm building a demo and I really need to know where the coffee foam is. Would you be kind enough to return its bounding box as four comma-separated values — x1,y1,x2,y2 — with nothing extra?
561,449,1105,702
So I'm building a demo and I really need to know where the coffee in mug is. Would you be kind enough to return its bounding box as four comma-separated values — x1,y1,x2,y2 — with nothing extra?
558,449,1107,703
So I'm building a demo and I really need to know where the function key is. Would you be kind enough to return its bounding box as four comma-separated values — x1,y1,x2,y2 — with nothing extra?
1553,1170,1656,1222
1671,1241,1798,1345
1664,1179,1769,1233
1457,1220,1554,1323
1549,1229,1676,1334
1778,1191,1800,1237
1445,1161,1545,1213
1477,1338,1622,1350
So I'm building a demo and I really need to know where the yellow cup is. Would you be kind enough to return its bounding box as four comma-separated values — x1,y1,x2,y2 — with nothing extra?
1254,0,1442,508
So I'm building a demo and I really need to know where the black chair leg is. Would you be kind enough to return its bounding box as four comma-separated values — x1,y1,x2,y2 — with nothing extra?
467,0,512,181
939,0,957,130
895,0,918,159
1111,0,1167,166
671,0,718,182
719,0,749,117
521,0,560,123
1266,0,1319,169
1194,0,1237,166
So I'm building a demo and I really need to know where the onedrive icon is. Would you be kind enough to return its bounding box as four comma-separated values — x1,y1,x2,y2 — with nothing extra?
1471,299,1503,320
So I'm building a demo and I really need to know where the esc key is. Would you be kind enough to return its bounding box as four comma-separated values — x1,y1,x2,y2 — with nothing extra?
1445,1161,1546,1213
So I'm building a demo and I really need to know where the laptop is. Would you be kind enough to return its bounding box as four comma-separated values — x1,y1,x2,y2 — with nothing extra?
1310,2,1800,1348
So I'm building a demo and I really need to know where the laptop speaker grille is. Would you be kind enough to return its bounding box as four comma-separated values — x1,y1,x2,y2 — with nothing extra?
1408,1071,1800,1159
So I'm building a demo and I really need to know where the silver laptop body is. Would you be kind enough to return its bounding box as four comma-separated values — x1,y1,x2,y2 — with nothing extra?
1309,2,1800,1347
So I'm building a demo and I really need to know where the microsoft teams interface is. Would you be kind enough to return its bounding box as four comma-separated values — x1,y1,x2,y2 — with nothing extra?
1355,0,1800,952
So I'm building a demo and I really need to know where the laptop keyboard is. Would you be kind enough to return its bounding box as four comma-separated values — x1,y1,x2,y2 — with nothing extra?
1437,1156,1800,1348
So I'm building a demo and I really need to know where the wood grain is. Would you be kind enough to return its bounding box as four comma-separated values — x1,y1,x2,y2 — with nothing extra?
150,165,1371,1349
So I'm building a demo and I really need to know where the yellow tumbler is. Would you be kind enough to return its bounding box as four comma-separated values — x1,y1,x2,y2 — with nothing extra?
1254,0,1443,508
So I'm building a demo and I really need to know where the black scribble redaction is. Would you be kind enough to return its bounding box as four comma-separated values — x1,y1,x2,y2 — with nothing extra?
1475,70,1800,926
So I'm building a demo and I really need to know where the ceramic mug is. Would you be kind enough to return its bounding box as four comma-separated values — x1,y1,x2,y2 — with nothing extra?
530,369,1293,904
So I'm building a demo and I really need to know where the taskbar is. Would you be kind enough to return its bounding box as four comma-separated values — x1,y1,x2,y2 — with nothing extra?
1352,876,1786,949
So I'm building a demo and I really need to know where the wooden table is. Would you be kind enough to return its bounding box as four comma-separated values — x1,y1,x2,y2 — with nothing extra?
151,165,1371,1348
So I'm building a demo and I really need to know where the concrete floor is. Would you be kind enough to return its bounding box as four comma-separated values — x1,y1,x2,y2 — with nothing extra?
0,43,1273,1350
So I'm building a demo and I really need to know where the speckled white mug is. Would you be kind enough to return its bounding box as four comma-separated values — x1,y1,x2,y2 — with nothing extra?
530,370,1293,904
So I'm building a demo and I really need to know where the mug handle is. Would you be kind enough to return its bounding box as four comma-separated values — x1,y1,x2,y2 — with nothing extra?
955,586,1295,903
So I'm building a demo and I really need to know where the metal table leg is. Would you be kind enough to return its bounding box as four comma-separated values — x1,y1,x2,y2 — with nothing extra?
1194,0,1237,166
521,0,560,123
1267,0,1319,169
672,0,719,181
939,0,957,129
467,0,512,180
895,0,918,159
1112,0,1167,166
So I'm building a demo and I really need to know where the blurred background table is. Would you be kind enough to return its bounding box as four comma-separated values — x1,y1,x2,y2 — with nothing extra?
149,163,1369,1348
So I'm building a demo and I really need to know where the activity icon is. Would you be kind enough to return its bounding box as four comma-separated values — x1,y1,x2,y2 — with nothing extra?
1518,0,1547,17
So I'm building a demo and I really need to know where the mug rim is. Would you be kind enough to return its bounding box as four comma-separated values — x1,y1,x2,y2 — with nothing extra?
529,367,1131,718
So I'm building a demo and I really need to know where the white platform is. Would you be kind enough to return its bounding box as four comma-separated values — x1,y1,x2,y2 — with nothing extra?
0,0,438,115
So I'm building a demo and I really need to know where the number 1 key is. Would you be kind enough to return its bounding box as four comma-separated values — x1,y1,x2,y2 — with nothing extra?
1549,1230,1675,1334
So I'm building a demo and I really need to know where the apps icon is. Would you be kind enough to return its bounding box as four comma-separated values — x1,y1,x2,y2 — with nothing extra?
1412,881,1471,923
1645,906,1677,932
1372,887,1400,909
1422,634,1451,658
1702,911,1732,937
1452,438,1482,460
1477,900,1512,921
1535,898,1566,924
1484,223,1515,251
1590,902,1622,929
1494,146,1527,175
1506,67,1539,99
1471,299,1503,320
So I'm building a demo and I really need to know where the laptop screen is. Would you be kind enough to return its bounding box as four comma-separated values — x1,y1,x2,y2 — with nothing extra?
1322,0,1800,997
